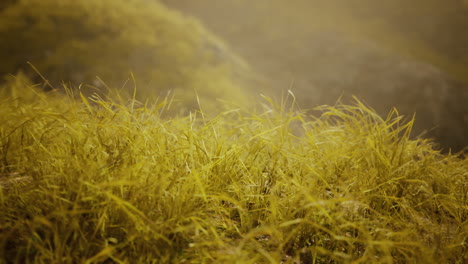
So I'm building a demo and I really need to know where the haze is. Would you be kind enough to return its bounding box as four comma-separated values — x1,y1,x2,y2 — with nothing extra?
164,0,468,152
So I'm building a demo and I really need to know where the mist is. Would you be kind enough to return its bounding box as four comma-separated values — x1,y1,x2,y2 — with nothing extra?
163,0,468,152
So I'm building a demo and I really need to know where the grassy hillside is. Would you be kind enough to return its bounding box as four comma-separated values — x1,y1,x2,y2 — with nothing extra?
0,0,251,111
0,75,466,263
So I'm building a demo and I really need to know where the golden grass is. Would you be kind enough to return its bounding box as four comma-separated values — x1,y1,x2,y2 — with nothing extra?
0,75,466,263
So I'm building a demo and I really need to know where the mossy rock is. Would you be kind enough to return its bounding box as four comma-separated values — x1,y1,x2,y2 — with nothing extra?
0,0,251,110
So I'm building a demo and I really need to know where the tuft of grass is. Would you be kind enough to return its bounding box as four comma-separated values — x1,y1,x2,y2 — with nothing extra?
0,76,466,263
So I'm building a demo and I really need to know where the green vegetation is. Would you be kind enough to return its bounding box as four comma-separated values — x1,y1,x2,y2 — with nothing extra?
0,0,250,111
1,75,466,263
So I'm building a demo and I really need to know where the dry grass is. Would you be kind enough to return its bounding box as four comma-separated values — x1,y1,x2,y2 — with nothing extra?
0,75,466,263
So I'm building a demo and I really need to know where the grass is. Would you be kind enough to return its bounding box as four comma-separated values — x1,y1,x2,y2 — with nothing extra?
0,74,466,263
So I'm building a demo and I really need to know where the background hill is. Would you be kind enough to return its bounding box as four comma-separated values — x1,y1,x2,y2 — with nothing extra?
163,0,468,152
0,0,252,111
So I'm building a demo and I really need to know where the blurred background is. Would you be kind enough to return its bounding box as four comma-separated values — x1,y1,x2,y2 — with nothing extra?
1,0,467,152
163,0,468,153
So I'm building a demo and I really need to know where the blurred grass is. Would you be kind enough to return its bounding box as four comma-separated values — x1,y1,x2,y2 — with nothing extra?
0,74,466,263
0,0,252,112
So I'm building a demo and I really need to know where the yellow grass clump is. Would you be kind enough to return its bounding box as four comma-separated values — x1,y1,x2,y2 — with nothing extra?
0,75,466,263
